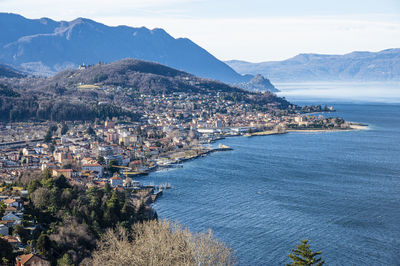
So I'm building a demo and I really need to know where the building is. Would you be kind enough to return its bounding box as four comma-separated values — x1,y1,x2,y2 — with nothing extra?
16,253,50,266
82,163,104,178
52,169,73,178
2,198,20,209
110,175,123,187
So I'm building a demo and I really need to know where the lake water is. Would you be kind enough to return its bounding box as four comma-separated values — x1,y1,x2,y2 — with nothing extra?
141,83,400,265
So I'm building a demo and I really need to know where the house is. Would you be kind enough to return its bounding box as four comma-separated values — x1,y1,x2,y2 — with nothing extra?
110,176,123,187
82,163,103,178
2,198,20,209
16,253,50,266
1,235,20,248
2,213,22,224
52,169,72,178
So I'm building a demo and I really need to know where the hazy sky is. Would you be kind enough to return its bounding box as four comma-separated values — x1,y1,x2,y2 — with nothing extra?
1,0,400,62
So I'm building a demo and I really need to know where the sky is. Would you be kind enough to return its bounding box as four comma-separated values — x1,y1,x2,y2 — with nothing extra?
1,0,400,62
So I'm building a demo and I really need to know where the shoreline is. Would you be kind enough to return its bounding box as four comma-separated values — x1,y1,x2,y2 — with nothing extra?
150,122,369,177
247,123,369,136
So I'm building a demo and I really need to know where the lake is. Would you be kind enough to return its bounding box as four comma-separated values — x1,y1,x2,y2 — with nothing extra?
141,83,400,265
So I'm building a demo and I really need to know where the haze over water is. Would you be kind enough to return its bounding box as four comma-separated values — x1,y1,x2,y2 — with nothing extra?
143,83,400,265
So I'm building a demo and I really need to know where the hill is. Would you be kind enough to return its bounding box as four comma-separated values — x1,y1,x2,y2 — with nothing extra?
226,48,400,82
0,58,291,122
236,74,279,92
0,13,250,84
43,58,242,94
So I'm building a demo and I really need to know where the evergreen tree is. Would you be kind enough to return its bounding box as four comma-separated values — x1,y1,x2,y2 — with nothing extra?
57,253,73,266
97,156,105,165
61,123,69,135
36,232,52,258
104,182,112,196
287,239,325,266
43,129,52,143
86,126,95,136
0,237,13,263
137,201,148,222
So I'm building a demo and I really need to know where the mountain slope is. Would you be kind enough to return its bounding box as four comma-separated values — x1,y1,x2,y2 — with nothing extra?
0,13,248,84
226,49,400,82
0,64,25,78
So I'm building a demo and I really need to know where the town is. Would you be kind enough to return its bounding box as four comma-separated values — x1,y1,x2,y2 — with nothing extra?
0,89,350,264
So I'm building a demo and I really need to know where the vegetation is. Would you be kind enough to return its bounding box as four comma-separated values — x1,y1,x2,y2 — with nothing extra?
17,169,155,264
0,96,140,122
0,83,20,97
87,220,235,265
287,239,325,266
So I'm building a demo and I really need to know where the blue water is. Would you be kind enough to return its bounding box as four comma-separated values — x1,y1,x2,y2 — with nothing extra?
141,102,400,265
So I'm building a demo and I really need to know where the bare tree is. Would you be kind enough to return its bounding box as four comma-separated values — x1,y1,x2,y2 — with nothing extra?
86,219,235,266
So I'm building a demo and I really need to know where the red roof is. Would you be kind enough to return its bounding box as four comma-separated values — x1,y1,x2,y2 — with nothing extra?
2,198,16,204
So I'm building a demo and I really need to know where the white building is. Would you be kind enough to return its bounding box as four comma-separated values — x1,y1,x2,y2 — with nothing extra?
82,163,104,178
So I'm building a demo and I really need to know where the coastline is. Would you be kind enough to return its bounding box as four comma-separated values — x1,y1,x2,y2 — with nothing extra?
246,123,369,136
151,122,369,176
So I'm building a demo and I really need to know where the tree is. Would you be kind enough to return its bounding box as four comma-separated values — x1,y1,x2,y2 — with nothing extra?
89,220,235,265
36,232,52,258
31,187,51,209
86,126,95,136
97,156,105,165
287,239,325,266
57,253,73,266
0,201,6,218
13,224,30,244
43,129,52,143
108,159,119,174
0,237,13,263
61,123,69,135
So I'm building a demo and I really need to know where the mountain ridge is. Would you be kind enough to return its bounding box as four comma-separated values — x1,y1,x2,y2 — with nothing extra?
0,13,249,84
226,48,400,82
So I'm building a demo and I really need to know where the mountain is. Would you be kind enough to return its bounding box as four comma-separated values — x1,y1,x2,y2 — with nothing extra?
236,74,278,92
226,49,400,82
0,64,25,78
0,13,251,84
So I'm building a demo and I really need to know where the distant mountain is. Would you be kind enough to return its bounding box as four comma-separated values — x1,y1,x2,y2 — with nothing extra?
226,49,400,82
0,13,253,84
0,64,25,78
236,74,279,92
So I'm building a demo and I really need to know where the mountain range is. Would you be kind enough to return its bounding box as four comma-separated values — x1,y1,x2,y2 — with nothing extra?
0,12,262,87
226,49,400,82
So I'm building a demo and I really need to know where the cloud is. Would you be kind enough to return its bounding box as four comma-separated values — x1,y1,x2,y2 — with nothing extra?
0,0,198,19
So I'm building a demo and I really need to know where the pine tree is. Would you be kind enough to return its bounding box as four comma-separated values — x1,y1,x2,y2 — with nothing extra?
61,123,69,135
57,253,73,266
36,232,52,258
43,129,52,143
287,239,325,266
